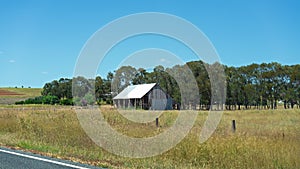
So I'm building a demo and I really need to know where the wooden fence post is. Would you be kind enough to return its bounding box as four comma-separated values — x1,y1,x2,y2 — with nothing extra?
232,120,236,133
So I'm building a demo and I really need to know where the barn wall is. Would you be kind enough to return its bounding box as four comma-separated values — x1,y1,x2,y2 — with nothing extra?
148,85,173,110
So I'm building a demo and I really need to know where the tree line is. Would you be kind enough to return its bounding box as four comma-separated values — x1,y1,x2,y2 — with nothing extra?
224,62,300,110
110,61,300,110
18,61,300,110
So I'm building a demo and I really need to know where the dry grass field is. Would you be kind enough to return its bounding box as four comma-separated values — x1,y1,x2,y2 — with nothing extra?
0,105,299,168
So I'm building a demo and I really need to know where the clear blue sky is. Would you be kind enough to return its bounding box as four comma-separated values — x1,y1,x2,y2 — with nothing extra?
0,0,299,88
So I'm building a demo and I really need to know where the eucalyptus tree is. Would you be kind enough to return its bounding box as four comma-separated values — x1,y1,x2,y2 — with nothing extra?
112,66,137,94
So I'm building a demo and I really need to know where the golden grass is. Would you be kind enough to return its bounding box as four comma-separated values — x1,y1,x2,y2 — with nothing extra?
0,106,299,168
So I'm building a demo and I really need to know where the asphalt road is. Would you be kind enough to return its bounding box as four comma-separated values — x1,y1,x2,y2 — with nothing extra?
0,147,103,169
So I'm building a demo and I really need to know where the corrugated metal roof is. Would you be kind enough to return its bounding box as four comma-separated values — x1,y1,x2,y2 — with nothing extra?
113,83,156,99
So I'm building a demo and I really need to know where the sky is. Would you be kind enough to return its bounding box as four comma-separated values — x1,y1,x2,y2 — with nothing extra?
0,0,299,88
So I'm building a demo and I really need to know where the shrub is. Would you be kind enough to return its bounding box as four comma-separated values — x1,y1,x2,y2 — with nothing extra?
15,101,25,105
15,95,60,105
59,98,74,105
83,93,95,105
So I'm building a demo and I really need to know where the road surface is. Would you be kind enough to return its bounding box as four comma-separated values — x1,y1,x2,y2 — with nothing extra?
0,147,103,169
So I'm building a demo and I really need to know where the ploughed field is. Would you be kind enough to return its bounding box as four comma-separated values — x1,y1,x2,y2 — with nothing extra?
0,89,24,96
0,88,42,104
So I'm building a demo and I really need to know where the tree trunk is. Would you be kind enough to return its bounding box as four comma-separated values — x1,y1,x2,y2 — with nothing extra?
291,102,294,109
271,100,274,109
284,100,287,109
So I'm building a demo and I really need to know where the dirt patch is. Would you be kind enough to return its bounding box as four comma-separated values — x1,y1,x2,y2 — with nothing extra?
0,89,24,96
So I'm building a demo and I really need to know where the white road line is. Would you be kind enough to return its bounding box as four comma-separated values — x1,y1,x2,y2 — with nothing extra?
0,149,90,169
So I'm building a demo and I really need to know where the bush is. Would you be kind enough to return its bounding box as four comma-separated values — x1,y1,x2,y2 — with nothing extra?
83,93,95,105
72,94,95,106
15,101,25,105
59,98,74,105
15,95,60,105
73,97,81,106
42,95,60,105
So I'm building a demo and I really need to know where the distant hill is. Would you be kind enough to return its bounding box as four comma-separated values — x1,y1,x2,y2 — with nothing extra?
0,88,42,105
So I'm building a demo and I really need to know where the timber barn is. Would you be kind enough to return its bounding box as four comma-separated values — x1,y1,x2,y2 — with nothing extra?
113,83,173,110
